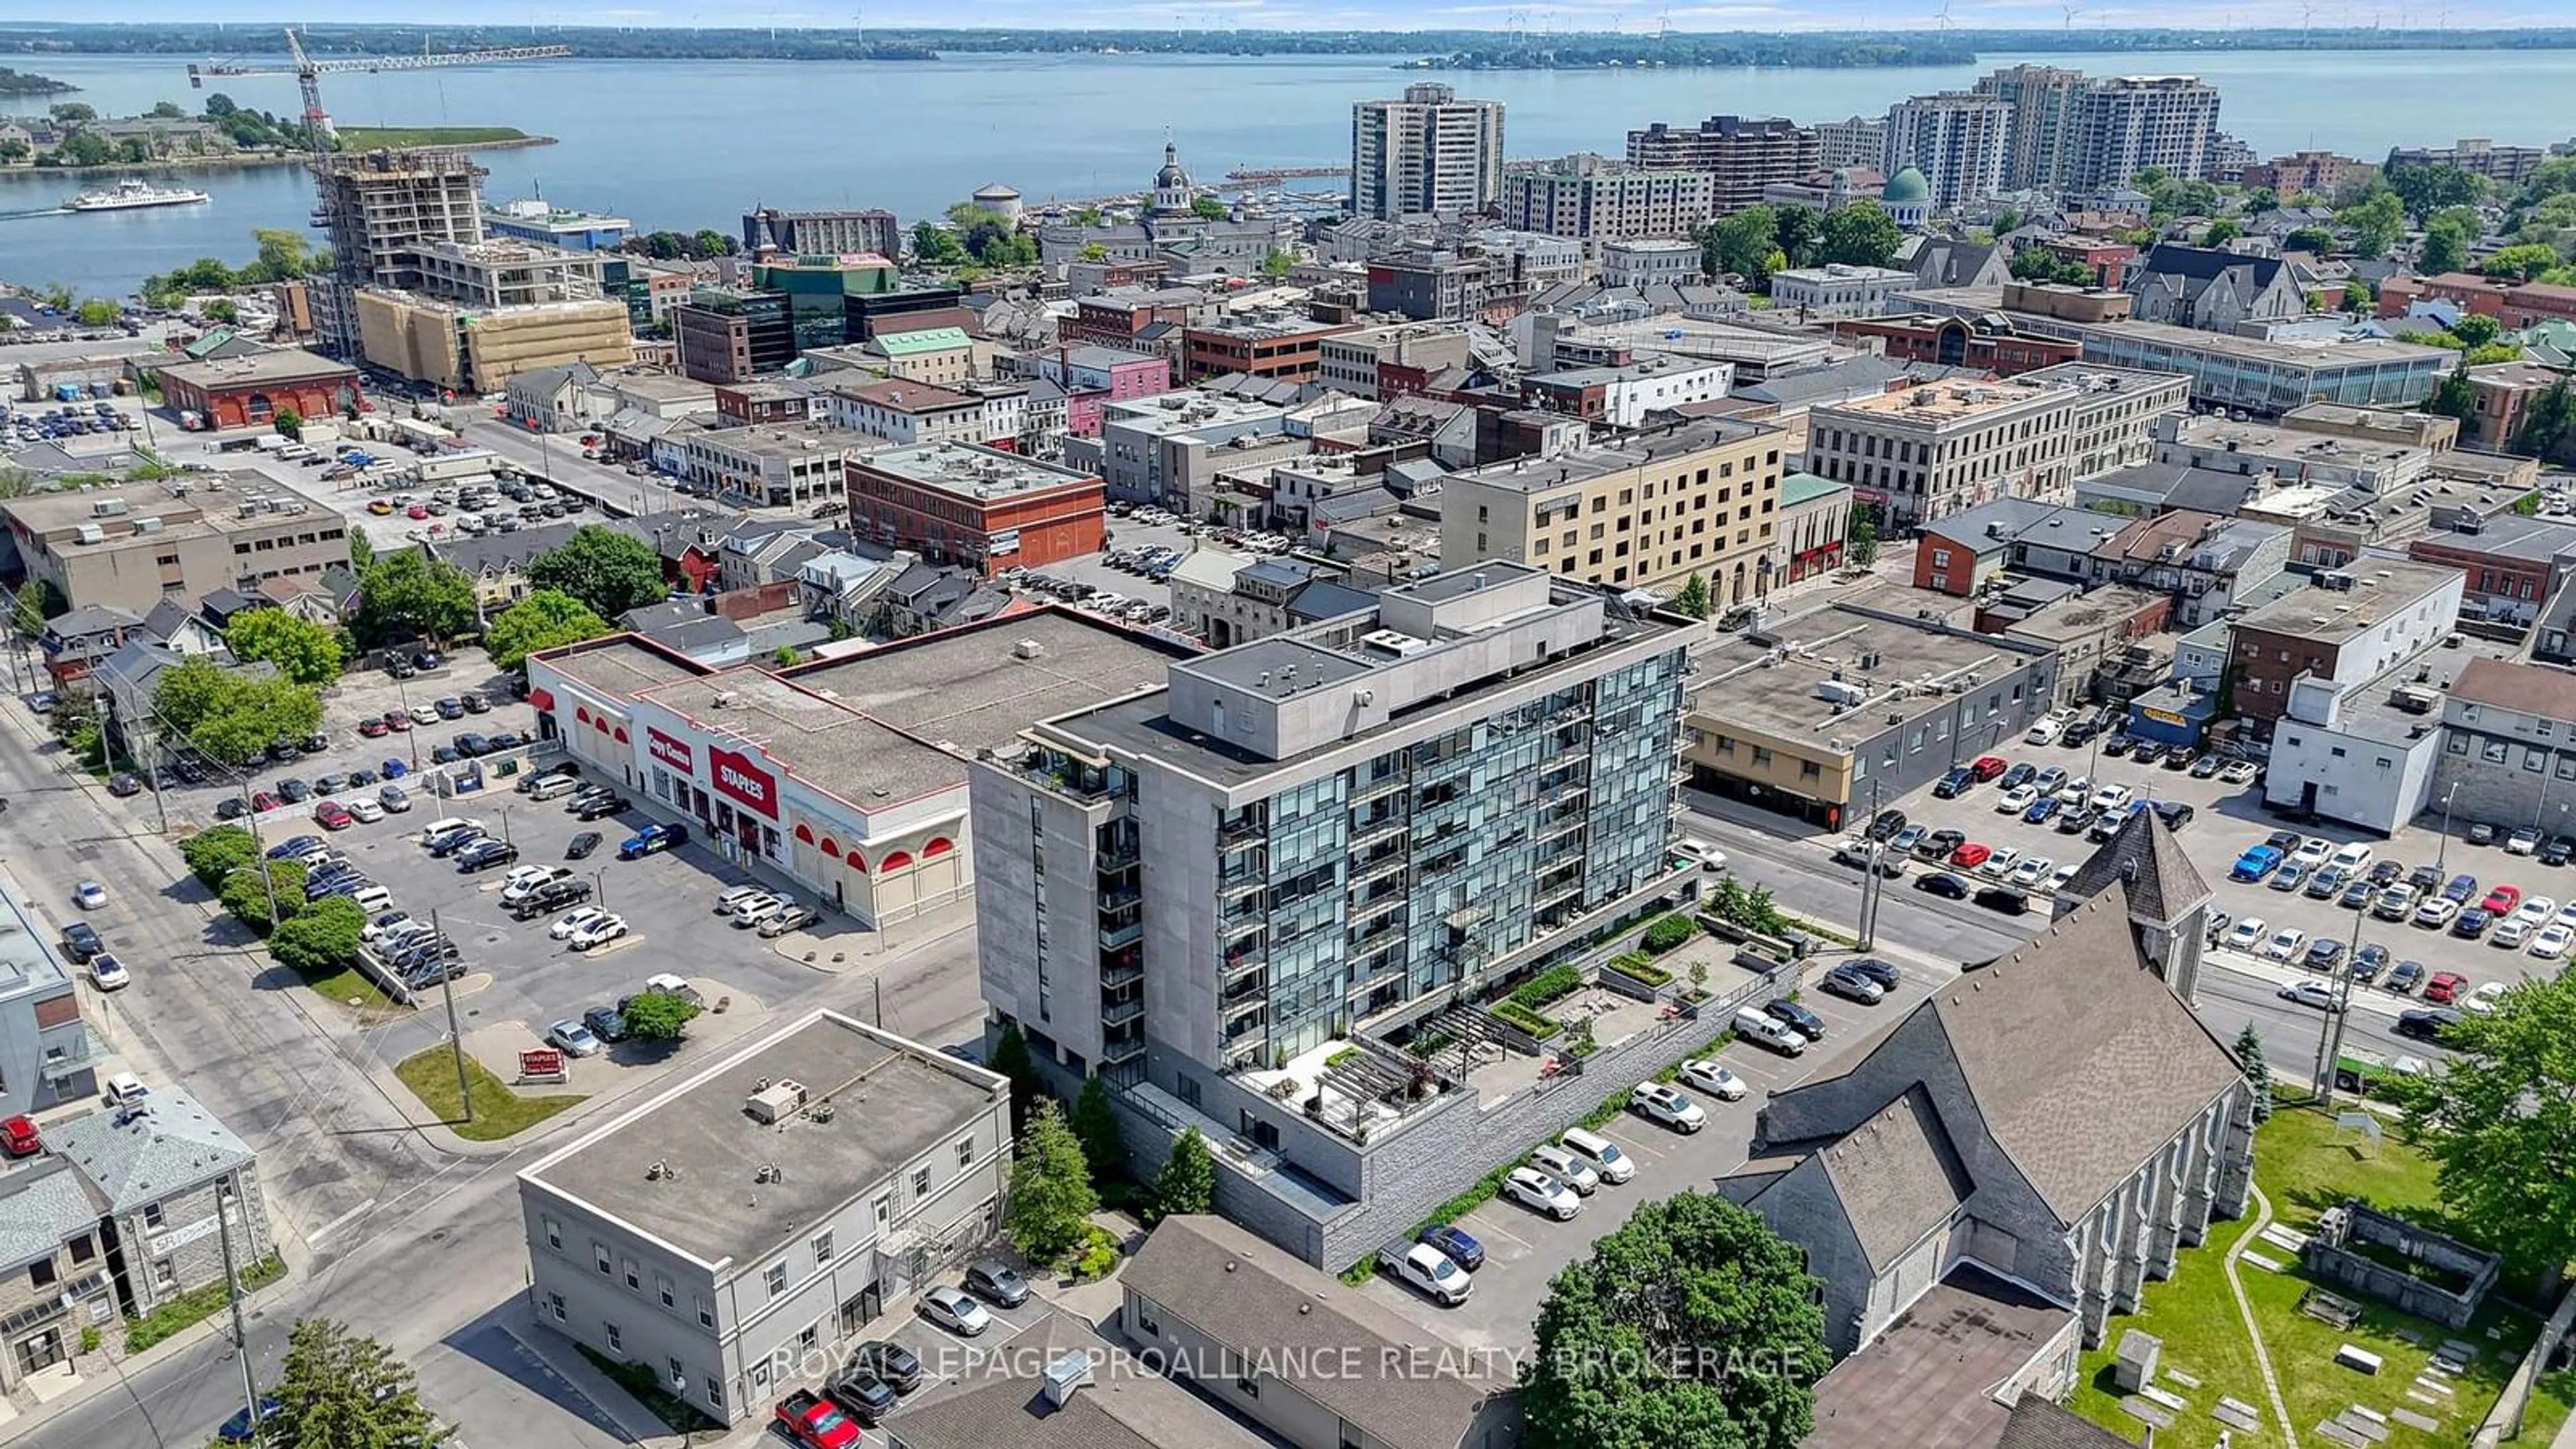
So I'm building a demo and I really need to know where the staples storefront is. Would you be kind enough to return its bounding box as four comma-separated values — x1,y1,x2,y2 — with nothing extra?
528,641,971,927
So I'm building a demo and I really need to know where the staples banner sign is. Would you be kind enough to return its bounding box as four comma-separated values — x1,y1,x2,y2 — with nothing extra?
710,745,780,820
647,727,694,774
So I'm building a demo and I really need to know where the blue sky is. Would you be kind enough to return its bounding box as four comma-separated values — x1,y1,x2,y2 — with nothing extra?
35,4,2567,32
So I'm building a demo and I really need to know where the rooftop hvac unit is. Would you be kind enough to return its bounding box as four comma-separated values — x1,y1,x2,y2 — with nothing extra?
90,498,129,519
745,1079,808,1124
1012,639,1046,660
1813,679,1867,707
73,523,105,545
133,517,164,535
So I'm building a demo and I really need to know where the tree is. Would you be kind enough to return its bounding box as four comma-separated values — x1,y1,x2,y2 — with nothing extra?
2516,380,2576,460
263,1318,439,1449
2387,161,2489,221
271,407,303,441
2451,312,2504,349
911,220,965,266
154,658,322,765
203,298,239,324
1520,1191,1827,1449
202,92,240,117
1003,1100,1097,1265
346,529,374,572
482,589,608,671
2391,971,2576,1279
178,824,260,891
47,102,94,124
2427,364,2479,425
353,551,476,647
1075,241,1108,262
1814,201,1901,270
1673,573,1712,620
252,227,317,280
692,227,732,259
72,299,119,327
1702,205,1781,283
527,525,665,619
2484,244,2563,283
1071,1075,1125,1184
1189,195,1228,221
621,989,701,1041
2342,191,2408,260
2284,224,2337,256
989,1021,1040,1133
2420,207,2481,276
2242,188,2279,215
224,608,343,686
2203,218,2242,248
10,578,61,639
268,894,365,975
1261,249,1294,278
1847,513,1879,569
1772,203,1818,268
2232,1024,2273,1124
0,139,26,164
219,859,301,932
112,138,150,165
1150,1126,1216,1223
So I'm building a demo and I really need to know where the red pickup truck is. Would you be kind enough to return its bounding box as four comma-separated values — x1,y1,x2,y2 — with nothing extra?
776,1389,863,1448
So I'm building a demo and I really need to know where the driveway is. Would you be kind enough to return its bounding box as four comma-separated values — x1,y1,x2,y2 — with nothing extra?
1358,953,1959,1360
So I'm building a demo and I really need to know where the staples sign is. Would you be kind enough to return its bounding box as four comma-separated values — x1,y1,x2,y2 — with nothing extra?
710,745,779,820
647,727,694,774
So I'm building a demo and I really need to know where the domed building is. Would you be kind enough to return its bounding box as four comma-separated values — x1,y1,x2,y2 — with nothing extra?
1036,135,1297,279
1880,166,1930,231
971,182,1024,224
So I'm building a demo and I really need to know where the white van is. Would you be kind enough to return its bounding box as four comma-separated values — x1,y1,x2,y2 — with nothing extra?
1733,1006,1809,1056
349,885,394,916
526,774,581,802
1557,1126,1638,1184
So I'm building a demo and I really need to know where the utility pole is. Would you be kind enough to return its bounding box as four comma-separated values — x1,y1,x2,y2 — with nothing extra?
2434,781,2460,881
217,1177,260,1438
2311,887,2369,1101
238,784,281,928
431,906,472,1122
1856,777,1887,951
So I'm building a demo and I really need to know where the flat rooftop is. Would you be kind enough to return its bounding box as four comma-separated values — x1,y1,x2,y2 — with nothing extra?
2078,318,2455,367
1446,416,1775,494
851,441,1100,500
1805,1265,2075,1449
1102,392,1288,436
537,635,713,702
157,348,356,388
0,879,70,1001
1823,378,2051,423
832,377,979,413
522,1010,1000,1269
2165,415,2422,465
2311,634,2524,747
1688,600,2048,747
2233,557,2463,643
688,424,851,460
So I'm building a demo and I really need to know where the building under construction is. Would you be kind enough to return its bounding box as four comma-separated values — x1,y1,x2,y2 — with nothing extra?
356,290,633,396
309,148,488,356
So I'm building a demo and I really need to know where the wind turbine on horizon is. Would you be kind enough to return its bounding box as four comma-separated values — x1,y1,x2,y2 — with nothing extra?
2060,3,2082,30
1933,0,1956,30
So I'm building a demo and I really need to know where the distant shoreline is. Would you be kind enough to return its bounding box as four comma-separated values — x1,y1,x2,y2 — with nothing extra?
0,133,558,181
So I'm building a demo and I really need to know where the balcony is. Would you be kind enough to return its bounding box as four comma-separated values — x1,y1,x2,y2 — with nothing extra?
1350,771,1408,806
1102,1023,1146,1065
1102,959,1144,990
1219,817,1267,849
1102,996,1146,1028
1219,867,1265,898
1098,921,1144,951
1348,814,1409,850
1097,843,1140,874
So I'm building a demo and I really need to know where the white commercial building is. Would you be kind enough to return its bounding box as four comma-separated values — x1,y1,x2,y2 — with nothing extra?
1884,92,2013,211
1350,83,1505,219
1601,237,1705,290
1766,264,1916,319
678,423,851,509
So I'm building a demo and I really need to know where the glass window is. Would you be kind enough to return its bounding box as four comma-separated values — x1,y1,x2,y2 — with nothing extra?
765,1263,788,1297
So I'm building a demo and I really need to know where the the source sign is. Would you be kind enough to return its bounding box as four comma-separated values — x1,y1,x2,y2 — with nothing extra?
710,745,779,820
520,1047,568,1083
647,727,694,773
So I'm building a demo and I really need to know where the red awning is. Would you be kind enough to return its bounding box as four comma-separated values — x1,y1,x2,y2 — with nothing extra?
922,837,954,858
881,850,913,873
794,823,814,844
613,727,630,743
529,687,555,712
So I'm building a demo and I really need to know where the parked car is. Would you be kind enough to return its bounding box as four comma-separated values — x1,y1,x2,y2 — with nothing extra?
547,1020,602,1057
89,953,129,990
456,839,520,872
758,901,820,936
918,1285,991,1336
1916,871,1971,899
1501,1165,1582,1220
2385,960,2427,995
2276,978,2337,1010
1416,1224,1487,1272
619,822,687,859
566,830,603,860
2394,1008,2459,1042
1763,998,1827,1042
1678,1057,1748,1099
2424,971,2467,1004
1819,965,1884,1004
1627,1081,1705,1132
1391,1243,1474,1305
963,1259,1031,1308
72,880,106,910
849,1340,923,1395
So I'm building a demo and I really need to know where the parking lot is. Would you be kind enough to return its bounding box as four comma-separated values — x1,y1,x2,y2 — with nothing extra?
1800,719,2570,1020
313,767,863,1072
1355,951,1957,1356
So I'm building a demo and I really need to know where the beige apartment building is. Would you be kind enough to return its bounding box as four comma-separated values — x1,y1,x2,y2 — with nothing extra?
1802,362,2189,528
355,290,634,395
3,479,353,615
1440,415,1785,604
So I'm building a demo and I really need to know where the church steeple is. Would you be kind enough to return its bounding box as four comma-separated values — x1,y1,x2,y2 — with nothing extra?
2051,807,2214,1006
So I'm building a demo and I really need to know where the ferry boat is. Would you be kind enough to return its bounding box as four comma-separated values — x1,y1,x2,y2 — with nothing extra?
64,178,210,213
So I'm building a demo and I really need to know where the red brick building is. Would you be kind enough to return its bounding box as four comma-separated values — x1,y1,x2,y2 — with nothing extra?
2039,239,2138,290
159,348,362,431
1829,315,2083,376
2380,272,2576,330
844,442,1104,576
1182,315,1351,384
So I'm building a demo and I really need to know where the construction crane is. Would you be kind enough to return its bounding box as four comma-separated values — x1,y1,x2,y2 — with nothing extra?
186,28,569,362
190,28,570,149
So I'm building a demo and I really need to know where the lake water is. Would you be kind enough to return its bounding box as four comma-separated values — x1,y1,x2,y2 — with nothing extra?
1,46,2569,297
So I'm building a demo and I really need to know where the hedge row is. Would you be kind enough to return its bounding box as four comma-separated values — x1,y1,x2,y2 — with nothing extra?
1510,963,1585,1010
1492,1000,1564,1040
1604,952,1674,987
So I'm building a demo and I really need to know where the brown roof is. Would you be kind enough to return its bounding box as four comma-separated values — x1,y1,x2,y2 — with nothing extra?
2094,508,2218,565
2056,806,2210,926
830,376,980,413
1805,1264,2078,1449
2450,655,2576,720
1927,889,2247,1222
1994,1396,2137,1449
1123,1216,1514,1449
1817,1085,1976,1274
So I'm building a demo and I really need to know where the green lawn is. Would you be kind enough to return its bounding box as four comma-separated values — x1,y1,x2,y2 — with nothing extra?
2067,1102,2557,1448
290,959,393,1014
334,125,531,150
393,1049,583,1142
